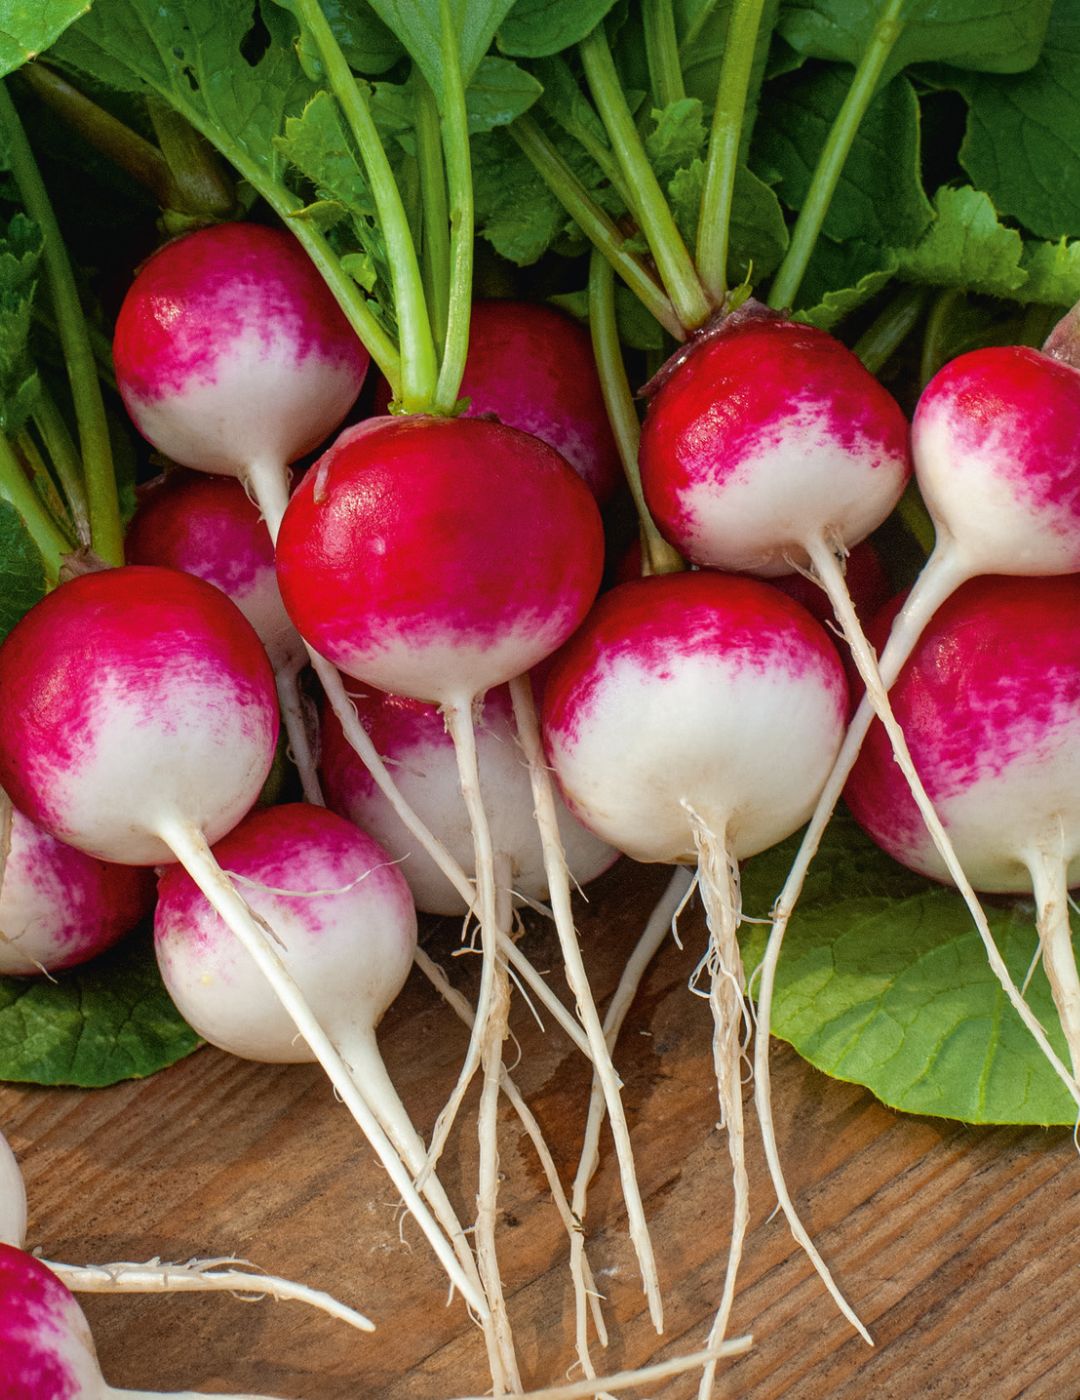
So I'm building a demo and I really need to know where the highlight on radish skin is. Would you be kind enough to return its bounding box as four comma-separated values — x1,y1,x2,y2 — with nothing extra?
846,575,1080,1076
0,803,153,976
319,682,617,916
113,223,369,507
0,1243,290,1400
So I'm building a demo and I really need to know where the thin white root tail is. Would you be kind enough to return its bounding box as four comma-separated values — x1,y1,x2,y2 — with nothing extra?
510,677,664,1333
275,662,324,806
1026,841,1080,1082
41,1256,374,1332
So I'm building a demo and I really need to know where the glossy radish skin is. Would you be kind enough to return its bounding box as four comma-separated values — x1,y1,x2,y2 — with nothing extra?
0,807,152,976
542,572,849,864
0,567,278,866
155,805,416,1063
276,415,605,705
912,346,1080,575
375,301,621,502
0,1131,26,1249
0,1244,104,1396
113,223,369,478
127,472,304,673
846,576,1080,892
320,682,616,915
639,317,911,575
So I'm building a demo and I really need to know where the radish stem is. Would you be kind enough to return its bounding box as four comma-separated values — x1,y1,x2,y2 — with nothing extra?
433,0,474,413
642,0,685,108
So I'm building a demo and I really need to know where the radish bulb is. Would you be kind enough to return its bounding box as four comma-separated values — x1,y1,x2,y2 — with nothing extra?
276,412,641,1358
0,1127,26,1249
541,571,859,1365
0,801,152,976
846,576,1080,1077
0,566,481,1316
126,471,321,803
0,1242,290,1399
113,222,369,531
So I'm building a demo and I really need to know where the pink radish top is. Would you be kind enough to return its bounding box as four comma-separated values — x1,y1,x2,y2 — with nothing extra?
155,804,417,1063
126,471,304,672
319,680,616,914
276,415,605,704
639,316,911,574
113,222,368,477
912,346,1080,575
375,300,621,502
0,567,278,866
0,1243,104,1396
0,806,153,976
846,575,1080,892
542,571,849,864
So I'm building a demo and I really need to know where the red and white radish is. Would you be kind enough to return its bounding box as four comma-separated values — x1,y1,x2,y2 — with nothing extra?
319,682,616,916
126,471,320,803
0,802,152,977
0,1242,289,1399
375,300,622,502
846,576,1080,1074
0,1125,26,1250
541,571,858,1368
113,222,369,527
0,566,480,1314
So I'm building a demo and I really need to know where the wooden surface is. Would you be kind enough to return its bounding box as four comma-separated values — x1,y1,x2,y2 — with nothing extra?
2,858,1078,1398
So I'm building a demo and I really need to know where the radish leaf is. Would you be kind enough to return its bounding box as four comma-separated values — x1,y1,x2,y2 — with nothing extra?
0,501,45,642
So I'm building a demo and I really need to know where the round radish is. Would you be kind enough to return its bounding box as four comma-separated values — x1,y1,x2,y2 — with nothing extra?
0,1130,26,1250
542,570,852,1346
319,682,616,915
126,472,320,803
113,222,369,519
846,576,1080,1074
375,300,622,502
0,804,152,976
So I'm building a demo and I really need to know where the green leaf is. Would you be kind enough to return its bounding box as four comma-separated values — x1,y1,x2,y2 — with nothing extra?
362,0,516,99
472,126,565,263
548,285,666,350
794,241,897,328
675,0,780,156
0,933,200,1087
778,0,1054,85
740,814,1076,1126
895,185,1026,296
0,499,45,641
0,1,96,78
645,98,707,187
954,8,1080,240
464,55,543,133
298,0,405,77
498,0,620,59
669,159,788,285
1019,238,1080,306
753,68,933,250
0,211,42,437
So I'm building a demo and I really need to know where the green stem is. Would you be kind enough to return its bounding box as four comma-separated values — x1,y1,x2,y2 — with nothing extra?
696,0,767,301
852,283,926,375
293,0,437,411
433,0,473,414
767,0,905,311
16,428,72,535
0,435,72,581
0,81,123,565
509,117,684,341
147,100,236,223
588,252,683,577
31,387,91,544
540,94,636,213
579,25,712,331
680,0,723,55
413,72,451,351
919,286,962,388
642,0,685,109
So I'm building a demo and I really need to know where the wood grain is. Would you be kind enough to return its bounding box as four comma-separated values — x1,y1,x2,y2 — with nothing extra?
2,859,1077,1398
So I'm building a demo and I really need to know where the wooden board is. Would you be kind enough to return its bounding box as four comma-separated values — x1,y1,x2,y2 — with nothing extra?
2,859,1078,1398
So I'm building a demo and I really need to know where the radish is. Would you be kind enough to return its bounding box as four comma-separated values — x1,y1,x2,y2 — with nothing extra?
0,565,481,1315
274,410,660,1356
113,222,369,527
374,299,622,502
0,1242,289,1399
540,570,856,1373
126,471,320,803
318,681,616,916
845,576,1080,1075
0,801,152,976
0,1125,373,1331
